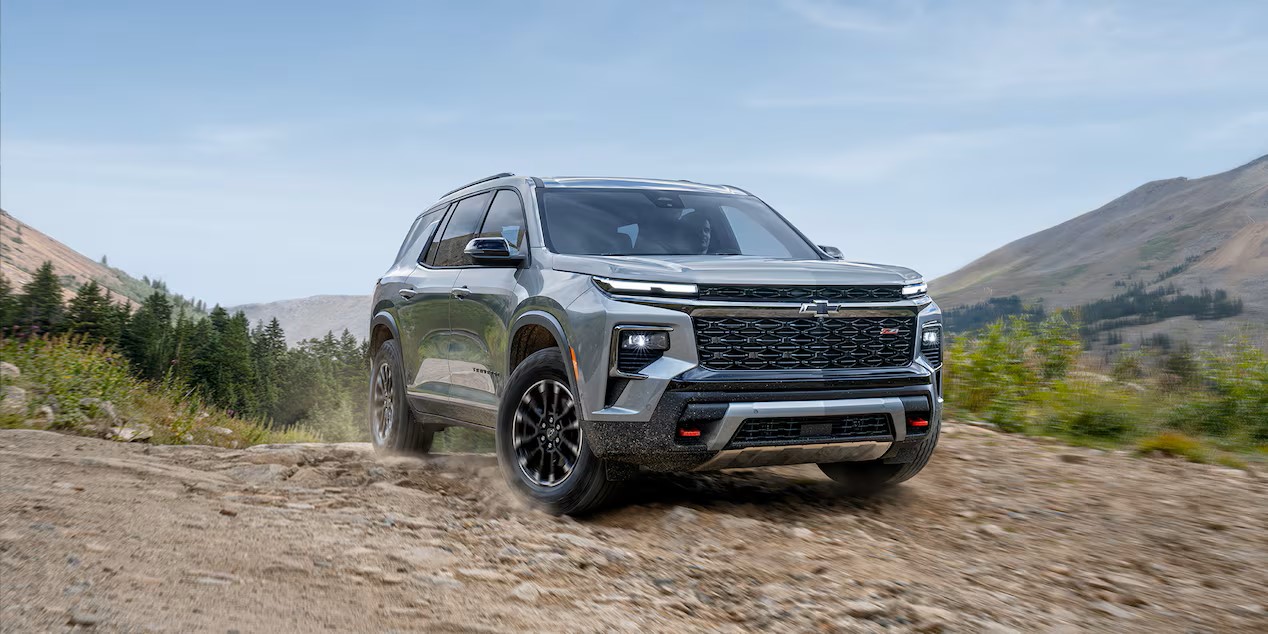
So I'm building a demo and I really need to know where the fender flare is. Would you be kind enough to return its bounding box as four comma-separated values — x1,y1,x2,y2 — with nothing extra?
508,310,579,395
370,310,400,350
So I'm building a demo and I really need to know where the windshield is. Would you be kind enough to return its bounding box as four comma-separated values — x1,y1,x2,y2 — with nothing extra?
538,189,822,259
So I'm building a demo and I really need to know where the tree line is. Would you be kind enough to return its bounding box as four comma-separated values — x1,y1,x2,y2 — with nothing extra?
1,262,367,440
944,283,1244,339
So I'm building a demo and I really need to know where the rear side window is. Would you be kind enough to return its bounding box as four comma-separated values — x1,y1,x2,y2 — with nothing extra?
429,191,492,267
396,205,447,265
477,190,527,252
394,217,427,263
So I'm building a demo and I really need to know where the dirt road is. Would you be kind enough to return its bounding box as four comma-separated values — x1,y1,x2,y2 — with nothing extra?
1,425,1265,632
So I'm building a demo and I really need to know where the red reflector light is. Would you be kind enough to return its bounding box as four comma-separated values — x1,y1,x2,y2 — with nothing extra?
910,418,929,427
678,428,702,438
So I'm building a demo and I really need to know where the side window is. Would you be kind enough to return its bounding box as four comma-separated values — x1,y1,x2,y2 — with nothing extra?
394,216,427,264
477,190,528,252
720,205,794,258
412,216,444,264
397,206,445,265
431,192,492,267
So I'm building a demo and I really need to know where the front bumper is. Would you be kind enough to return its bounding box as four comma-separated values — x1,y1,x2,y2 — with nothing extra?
582,372,941,472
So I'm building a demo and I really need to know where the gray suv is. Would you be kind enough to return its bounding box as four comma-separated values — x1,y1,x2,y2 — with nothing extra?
370,173,943,514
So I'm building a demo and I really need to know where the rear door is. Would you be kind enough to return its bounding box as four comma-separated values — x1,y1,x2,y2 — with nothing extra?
397,204,457,407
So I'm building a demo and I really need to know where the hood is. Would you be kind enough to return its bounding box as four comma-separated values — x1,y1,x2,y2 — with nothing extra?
547,254,922,286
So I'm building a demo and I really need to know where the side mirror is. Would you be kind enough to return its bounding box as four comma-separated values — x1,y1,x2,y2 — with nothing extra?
464,237,525,267
819,245,844,260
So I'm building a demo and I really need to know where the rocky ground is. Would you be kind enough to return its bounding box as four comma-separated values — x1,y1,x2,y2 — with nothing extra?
1,425,1265,633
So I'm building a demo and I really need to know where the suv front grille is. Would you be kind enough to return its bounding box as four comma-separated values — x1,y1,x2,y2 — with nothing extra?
727,414,893,448
694,316,916,370
698,285,904,302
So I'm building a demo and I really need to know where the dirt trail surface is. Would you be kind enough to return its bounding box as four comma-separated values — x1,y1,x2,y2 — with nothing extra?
2,426,1265,633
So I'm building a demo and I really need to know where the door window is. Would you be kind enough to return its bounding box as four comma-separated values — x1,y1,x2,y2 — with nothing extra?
477,190,528,252
429,192,492,267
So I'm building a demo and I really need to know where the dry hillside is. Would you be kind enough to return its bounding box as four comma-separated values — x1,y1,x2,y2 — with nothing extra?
0,210,137,306
932,155,1268,324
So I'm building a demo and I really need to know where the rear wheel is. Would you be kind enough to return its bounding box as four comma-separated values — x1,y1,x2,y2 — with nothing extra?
819,419,939,495
496,349,617,515
370,339,434,454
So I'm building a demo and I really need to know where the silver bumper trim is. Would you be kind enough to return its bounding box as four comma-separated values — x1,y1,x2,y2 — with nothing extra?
692,440,892,471
704,396,907,451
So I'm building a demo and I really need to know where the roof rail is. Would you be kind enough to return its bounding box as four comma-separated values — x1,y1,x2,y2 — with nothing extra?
442,172,515,198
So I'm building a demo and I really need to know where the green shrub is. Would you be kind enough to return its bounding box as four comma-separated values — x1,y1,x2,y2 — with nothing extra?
946,315,1265,456
1137,432,1207,462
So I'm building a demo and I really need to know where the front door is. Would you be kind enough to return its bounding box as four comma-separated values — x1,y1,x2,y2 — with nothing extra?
446,189,530,426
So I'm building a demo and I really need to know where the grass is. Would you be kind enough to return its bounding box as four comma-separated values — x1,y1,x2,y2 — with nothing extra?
0,335,319,447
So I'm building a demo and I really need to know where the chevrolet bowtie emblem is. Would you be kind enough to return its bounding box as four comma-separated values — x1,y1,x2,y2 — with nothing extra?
799,299,842,318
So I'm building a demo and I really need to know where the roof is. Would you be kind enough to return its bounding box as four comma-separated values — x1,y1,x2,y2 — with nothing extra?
539,177,748,195
434,173,751,206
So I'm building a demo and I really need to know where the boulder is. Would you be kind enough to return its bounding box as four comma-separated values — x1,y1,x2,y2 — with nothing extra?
0,361,19,379
109,425,154,442
0,385,28,415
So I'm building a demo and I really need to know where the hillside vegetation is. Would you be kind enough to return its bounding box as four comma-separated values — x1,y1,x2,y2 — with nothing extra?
1,262,367,444
933,155,1268,344
944,313,1267,465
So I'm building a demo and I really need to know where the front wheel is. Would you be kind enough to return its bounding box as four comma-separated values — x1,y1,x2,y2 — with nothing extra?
369,339,434,454
496,349,618,515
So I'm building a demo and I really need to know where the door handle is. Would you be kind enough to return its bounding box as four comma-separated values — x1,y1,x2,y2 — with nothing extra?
398,288,418,299
450,286,470,299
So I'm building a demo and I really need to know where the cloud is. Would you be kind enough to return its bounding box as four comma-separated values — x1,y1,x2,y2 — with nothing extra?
190,124,291,154
780,0,919,33
751,1,1268,109
723,121,1120,185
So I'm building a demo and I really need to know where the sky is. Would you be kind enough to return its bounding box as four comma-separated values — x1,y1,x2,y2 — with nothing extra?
2,0,1267,306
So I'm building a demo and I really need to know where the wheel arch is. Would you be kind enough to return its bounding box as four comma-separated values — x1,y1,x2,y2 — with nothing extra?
508,310,579,395
370,309,399,356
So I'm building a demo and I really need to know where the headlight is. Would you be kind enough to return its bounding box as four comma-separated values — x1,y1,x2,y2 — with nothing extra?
612,326,672,377
902,281,928,297
620,331,670,351
593,277,698,297
921,323,942,366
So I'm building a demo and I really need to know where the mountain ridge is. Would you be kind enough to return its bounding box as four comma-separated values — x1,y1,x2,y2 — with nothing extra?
0,209,205,313
932,154,1268,329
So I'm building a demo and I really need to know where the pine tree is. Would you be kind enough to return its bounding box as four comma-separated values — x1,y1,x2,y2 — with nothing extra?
0,275,19,333
187,318,223,401
66,280,112,341
251,318,288,420
219,311,258,414
18,261,66,334
121,292,174,380
104,296,130,348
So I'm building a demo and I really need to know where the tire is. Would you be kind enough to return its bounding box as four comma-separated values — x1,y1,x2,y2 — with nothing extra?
818,418,940,495
369,339,434,454
496,348,618,515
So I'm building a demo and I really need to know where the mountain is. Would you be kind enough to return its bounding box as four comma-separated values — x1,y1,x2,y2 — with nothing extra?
932,155,1268,340
0,209,205,312
232,295,370,345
